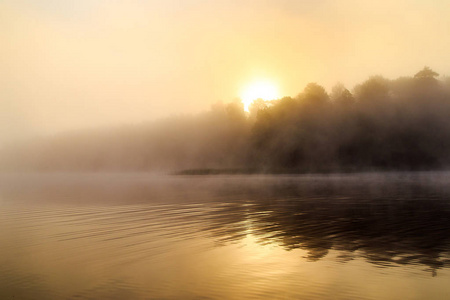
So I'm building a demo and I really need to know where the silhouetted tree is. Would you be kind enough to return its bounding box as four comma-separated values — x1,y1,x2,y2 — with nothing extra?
414,66,439,79
299,83,330,107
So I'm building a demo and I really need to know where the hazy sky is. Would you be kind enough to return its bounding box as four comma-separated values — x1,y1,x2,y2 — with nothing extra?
2,0,450,143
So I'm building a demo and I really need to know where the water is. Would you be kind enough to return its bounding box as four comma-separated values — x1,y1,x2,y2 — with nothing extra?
0,172,449,299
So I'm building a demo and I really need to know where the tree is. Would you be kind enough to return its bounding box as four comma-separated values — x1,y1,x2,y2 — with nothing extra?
414,66,439,79
331,83,354,106
354,76,390,105
248,98,269,121
300,83,329,106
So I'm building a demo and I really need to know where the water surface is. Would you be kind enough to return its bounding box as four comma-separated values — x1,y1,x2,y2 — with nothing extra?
1,172,449,299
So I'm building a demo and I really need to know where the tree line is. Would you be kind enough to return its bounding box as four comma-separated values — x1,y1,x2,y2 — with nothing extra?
1,67,450,173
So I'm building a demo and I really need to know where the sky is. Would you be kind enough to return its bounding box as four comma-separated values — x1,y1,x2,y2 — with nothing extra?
2,0,450,144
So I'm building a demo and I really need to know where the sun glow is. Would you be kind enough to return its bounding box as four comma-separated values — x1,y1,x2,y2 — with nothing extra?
241,80,279,111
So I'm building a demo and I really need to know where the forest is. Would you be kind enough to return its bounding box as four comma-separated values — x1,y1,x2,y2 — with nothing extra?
1,67,450,173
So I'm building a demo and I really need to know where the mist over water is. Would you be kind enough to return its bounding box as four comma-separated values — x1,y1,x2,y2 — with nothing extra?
1,68,449,300
3,1,450,299
1,172,449,299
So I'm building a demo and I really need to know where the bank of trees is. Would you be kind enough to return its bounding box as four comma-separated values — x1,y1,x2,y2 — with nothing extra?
249,67,450,171
2,67,450,172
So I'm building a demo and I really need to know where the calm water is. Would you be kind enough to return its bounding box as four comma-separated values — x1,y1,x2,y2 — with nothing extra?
0,172,449,299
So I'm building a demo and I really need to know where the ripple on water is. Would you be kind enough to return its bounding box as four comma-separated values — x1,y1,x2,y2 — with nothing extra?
0,172,450,299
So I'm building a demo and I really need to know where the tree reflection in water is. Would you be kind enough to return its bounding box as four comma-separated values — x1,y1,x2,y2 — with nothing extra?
1,172,449,278
200,174,450,276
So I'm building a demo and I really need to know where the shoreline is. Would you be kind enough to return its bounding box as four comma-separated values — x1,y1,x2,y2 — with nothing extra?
174,167,449,176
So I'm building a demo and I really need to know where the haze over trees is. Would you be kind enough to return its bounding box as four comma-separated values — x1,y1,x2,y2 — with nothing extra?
1,67,450,173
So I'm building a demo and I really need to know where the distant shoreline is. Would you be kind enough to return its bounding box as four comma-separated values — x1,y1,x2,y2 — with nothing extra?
173,167,447,176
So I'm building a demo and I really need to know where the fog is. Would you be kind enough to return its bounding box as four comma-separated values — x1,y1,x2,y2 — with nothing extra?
2,0,450,145
1,172,449,274
1,68,450,173
4,3,450,298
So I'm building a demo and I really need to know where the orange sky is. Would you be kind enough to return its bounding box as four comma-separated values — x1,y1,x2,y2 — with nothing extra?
2,0,450,144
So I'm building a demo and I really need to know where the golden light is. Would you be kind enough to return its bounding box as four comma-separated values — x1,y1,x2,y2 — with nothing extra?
241,80,279,111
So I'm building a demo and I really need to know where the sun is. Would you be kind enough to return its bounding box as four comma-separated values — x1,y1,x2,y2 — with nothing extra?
241,80,279,111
